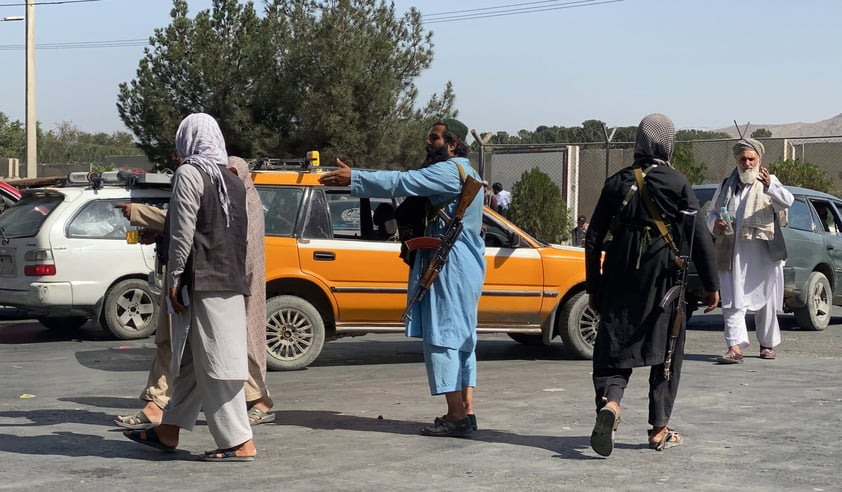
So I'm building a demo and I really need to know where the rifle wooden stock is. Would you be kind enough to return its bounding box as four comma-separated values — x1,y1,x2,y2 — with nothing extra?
405,236,442,251
400,175,483,322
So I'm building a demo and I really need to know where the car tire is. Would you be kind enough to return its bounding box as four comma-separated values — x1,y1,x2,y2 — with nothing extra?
793,271,831,331
265,295,326,371
38,316,88,332
507,333,543,345
558,291,597,360
100,278,159,340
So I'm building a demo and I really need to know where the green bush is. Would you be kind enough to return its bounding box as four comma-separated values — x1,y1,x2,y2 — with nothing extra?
507,167,569,244
767,159,836,195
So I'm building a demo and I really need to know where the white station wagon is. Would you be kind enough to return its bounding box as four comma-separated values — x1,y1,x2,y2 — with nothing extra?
0,171,170,339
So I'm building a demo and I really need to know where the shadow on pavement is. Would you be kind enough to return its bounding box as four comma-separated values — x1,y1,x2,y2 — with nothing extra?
310,338,578,369
688,312,842,332
58,396,142,410
0,431,191,461
0,320,112,344
0,408,136,428
74,347,156,372
273,409,597,459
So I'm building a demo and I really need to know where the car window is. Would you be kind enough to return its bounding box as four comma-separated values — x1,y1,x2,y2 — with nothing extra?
0,192,64,238
301,189,331,240
326,194,364,239
67,200,132,239
810,199,842,235
258,185,303,237
787,198,815,232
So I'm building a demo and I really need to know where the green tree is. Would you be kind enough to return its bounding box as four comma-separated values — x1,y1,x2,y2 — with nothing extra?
0,112,25,160
751,128,772,138
671,142,707,184
675,129,730,140
767,158,836,195
507,167,569,243
117,0,453,168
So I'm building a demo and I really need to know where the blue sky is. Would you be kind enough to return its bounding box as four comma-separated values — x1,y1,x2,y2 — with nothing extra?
0,0,840,137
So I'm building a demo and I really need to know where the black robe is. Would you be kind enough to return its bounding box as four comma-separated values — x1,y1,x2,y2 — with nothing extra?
584,163,718,369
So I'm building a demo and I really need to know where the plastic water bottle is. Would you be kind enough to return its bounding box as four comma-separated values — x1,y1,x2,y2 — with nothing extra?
720,206,734,236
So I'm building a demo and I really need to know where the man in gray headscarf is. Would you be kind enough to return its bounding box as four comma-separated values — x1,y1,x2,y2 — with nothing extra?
707,138,793,364
584,114,720,456
123,113,256,461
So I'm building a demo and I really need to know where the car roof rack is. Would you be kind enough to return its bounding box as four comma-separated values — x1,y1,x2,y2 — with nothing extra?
251,151,322,172
64,170,172,190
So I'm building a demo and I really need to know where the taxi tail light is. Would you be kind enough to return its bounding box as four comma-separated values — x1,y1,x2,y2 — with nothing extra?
24,248,56,276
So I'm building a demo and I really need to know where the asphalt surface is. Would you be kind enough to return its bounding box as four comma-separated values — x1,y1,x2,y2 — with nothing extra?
1,310,841,491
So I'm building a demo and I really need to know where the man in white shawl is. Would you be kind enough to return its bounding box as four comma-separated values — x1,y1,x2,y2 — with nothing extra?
707,138,794,364
123,113,256,461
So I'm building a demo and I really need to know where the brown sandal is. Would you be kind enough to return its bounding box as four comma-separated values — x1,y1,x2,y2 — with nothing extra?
648,427,683,451
715,350,743,364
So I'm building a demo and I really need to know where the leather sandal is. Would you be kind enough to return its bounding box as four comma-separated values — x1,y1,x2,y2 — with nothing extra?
648,427,683,451
715,350,743,364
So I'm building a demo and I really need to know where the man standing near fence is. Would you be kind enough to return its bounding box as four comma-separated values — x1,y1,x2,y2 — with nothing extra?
492,182,511,216
708,138,793,364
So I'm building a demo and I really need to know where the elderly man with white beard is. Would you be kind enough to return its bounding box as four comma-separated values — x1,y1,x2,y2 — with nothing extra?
708,138,794,364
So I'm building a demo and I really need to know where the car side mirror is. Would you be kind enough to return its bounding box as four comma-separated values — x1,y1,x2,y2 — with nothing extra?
508,231,522,248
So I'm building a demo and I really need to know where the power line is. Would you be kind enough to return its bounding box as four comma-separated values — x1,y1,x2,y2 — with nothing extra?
424,0,601,18
0,0,622,51
0,0,101,6
423,0,623,24
0,38,147,50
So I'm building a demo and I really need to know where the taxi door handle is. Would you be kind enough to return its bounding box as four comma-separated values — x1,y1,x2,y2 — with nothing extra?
313,251,336,261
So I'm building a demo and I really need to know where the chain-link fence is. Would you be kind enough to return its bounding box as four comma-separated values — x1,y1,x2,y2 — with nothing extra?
481,136,842,237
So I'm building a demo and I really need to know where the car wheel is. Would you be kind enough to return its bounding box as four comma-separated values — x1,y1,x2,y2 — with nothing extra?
265,295,326,371
507,333,543,345
38,316,88,331
100,278,158,340
558,290,597,359
793,271,831,331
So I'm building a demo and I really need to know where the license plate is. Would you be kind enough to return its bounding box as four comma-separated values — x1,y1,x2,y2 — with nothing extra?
0,255,14,275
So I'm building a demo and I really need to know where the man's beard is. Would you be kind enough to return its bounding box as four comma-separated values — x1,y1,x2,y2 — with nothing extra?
422,144,450,167
738,166,760,184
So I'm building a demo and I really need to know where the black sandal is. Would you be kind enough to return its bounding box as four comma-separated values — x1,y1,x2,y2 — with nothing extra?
590,406,620,457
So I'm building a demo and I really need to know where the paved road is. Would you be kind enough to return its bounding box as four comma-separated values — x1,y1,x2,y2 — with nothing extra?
1,312,841,491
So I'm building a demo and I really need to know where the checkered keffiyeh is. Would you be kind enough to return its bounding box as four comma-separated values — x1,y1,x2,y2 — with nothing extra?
633,113,675,167
175,113,231,226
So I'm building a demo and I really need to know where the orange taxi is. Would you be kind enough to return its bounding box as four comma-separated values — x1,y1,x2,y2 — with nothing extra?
252,158,595,370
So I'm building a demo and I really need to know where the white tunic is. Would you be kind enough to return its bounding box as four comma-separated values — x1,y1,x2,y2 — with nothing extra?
706,177,794,311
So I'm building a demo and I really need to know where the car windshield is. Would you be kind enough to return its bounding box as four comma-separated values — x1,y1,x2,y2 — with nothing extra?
0,191,64,238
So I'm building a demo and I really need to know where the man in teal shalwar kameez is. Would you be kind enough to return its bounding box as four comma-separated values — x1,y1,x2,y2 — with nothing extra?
319,119,485,437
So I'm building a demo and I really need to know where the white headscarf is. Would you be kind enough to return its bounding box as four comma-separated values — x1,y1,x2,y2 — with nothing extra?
175,113,231,226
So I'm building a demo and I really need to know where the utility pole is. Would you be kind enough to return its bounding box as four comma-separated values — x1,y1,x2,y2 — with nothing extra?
25,0,37,178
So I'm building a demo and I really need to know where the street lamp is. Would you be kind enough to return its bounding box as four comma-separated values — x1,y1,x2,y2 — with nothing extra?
1,16,24,21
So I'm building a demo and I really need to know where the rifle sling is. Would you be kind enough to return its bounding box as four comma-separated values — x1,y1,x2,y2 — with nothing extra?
633,166,679,255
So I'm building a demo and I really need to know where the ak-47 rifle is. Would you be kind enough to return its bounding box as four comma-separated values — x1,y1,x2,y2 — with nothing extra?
400,175,483,323
659,209,697,381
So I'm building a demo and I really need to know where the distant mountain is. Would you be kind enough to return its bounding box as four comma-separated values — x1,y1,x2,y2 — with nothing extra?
714,113,842,138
